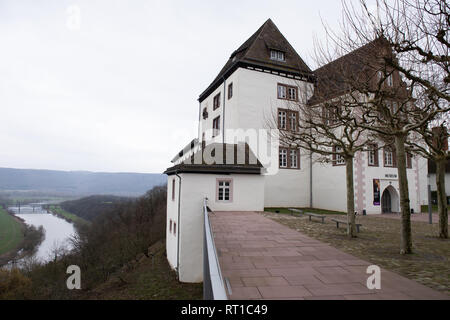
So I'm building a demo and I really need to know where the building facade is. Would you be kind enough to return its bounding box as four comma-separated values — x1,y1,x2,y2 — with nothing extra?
164,19,429,282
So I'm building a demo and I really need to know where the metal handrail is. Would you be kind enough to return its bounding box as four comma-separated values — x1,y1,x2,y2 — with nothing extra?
203,198,228,300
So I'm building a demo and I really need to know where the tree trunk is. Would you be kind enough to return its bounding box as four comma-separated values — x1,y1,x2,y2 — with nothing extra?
395,134,412,254
345,155,357,238
436,157,448,239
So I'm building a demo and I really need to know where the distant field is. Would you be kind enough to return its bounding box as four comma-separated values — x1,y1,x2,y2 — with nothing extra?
265,207,346,215
0,207,24,255
49,205,90,226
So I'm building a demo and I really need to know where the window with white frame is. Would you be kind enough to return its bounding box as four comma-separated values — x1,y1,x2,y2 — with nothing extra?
279,148,288,168
290,149,298,168
277,84,298,101
334,146,345,165
217,179,232,201
288,112,297,131
278,110,287,130
384,148,394,167
270,50,285,62
368,144,378,166
387,74,393,86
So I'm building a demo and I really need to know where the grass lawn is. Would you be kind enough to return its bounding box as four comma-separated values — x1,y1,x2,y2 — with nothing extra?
86,241,203,299
49,205,90,226
265,207,346,215
0,207,24,255
263,211,450,295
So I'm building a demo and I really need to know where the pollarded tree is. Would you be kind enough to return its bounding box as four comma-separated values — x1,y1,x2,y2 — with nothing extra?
313,0,450,254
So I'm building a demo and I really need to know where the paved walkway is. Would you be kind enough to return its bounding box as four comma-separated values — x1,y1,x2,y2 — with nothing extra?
210,211,449,300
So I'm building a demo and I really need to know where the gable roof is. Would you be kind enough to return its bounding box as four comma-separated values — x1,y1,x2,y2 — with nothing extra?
199,19,314,102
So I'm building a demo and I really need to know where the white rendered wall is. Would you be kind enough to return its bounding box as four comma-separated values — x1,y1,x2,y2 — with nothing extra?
166,175,180,272
173,173,264,283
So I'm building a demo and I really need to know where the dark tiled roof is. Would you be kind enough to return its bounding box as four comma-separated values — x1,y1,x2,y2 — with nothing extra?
164,143,263,175
309,37,397,105
428,159,450,174
199,19,314,102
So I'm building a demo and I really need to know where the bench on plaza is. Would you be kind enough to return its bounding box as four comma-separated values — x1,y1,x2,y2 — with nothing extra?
288,208,303,216
304,212,326,224
331,218,362,233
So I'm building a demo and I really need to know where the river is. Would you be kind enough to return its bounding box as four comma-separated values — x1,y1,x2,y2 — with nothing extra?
8,204,76,263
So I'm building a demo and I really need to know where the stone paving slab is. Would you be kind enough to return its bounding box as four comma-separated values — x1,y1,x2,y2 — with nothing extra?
210,211,449,300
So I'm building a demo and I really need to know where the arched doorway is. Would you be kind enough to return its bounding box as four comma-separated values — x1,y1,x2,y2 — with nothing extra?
381,185,400,213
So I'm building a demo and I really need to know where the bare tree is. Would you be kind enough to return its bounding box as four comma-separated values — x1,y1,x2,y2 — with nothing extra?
312,0,449,254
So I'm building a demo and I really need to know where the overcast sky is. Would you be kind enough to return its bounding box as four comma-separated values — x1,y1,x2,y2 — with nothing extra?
0,0,353,173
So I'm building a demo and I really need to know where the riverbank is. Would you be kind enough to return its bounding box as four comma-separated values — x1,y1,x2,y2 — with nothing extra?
0,207,24,258
0,207,45,266
48,205,90,227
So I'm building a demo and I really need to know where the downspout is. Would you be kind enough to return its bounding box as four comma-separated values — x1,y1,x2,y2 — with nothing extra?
175,172,182,280
198,101,201,141
309,128,313,208
222,77,226,144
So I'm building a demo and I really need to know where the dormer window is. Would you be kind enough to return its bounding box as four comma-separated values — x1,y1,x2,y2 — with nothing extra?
270,50,285,62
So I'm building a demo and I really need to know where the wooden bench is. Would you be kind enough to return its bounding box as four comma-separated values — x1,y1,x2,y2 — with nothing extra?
288,208,303,216
305,212,326,223
331,218,362,233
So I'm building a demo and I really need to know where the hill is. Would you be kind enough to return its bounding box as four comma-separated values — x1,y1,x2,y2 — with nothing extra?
0,167,166,197
59,195,132,221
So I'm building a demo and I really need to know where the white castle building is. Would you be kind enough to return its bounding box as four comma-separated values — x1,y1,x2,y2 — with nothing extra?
164,19,429,282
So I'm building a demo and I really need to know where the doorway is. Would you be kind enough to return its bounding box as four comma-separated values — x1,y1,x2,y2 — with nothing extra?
381,189,391,213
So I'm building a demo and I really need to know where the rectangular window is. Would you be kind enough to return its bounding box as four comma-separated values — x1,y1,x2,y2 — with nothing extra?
213,116,220,137
172,178,175,201
217,179,232,202
213,93,221,110
278,108,298,131
387,74,393,86
333,146,345,166
406,152,412,169
169,219,172,233
228,83,233,100
290,149,298,168
279,147,300,169
278,110,287,130
384,148,394,167
270,50,285,62
368,144,379,166
289,112,297,131
279,148,288,168
173,222,176,235
277,84,298,101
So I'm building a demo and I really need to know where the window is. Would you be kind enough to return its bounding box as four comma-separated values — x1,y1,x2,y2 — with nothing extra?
278,110,287,130
290,149,298,168
217,179,232,202
288,112,297,131
279,147,300,169
169,219,172,233
323,106,339,125
173,222,176,235
368,144,379,166
278,109,298,131
213,93,221,110
406,152,413,169
384,147,396,167
202,107,208,119
270,50,285,62
213,116,220,137
228,83,233,100
277,84,298,101
387,74,393,86
333,146,345,166
279,148,288,168
172,178,175,201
